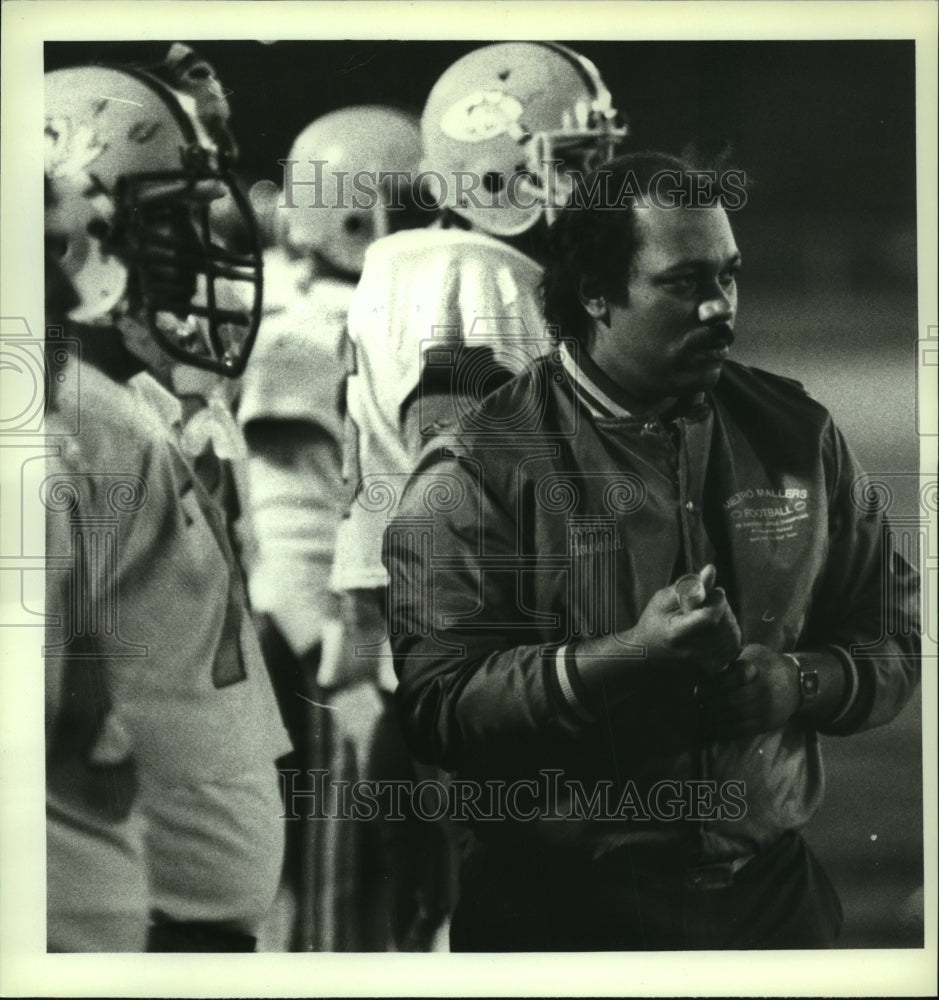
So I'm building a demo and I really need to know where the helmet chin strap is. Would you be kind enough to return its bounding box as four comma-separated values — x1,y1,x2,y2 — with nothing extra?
114,312,177,385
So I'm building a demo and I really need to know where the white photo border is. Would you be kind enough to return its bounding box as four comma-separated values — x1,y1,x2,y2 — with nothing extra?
1,2,936,996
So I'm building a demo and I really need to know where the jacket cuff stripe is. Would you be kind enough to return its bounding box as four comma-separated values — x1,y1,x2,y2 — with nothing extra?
819,643,874,734
825,643,860,726
554,645,595,723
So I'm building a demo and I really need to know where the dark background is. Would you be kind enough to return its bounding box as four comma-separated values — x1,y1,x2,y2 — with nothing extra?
45,39,917,220
46,39,925,948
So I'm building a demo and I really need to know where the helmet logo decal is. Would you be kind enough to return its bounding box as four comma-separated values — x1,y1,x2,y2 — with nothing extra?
127,119,164,145
45,117,107,181
440,90,525,143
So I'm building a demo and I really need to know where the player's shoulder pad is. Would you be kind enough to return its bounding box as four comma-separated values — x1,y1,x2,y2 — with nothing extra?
361,226,540,278
50,367,172,496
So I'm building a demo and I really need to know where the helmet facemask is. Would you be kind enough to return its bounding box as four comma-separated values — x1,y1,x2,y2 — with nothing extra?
112,150,263,377
510,109,627,229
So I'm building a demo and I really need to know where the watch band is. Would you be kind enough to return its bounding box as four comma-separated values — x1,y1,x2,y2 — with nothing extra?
784,652,819,705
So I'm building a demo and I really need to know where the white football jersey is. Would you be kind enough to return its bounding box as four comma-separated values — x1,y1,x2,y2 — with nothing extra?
333,227,548,591
46,363,290,935
239,252,352,433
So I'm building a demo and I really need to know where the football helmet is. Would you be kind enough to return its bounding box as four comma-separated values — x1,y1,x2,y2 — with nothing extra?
421,42,627,236
276,106,423,275
44,58,263,376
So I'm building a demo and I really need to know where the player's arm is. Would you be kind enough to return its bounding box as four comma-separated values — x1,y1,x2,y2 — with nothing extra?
241,416,344,638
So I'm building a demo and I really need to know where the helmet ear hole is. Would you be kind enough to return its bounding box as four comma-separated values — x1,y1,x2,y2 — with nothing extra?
45,232,69,260
482,171,505,194
283,105,423,274
343,215,367,235
420,170,444,207
86,218,111,240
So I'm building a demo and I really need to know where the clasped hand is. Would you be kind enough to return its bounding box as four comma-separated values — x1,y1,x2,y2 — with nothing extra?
696,644,802,739
627,564,741,673
628,566,801,738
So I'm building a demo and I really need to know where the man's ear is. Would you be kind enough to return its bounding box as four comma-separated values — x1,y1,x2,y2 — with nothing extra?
577,276,610,329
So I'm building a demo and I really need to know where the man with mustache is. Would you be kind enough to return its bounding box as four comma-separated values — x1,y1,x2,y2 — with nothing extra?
383,151,920,950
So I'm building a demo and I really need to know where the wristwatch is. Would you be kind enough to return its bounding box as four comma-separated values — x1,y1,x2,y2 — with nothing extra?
785,653,819,706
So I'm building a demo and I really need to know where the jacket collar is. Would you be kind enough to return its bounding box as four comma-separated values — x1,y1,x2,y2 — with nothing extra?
558,341,633,419
558,341,709,423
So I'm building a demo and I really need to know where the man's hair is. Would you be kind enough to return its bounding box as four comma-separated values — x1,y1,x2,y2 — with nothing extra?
541,150,738,348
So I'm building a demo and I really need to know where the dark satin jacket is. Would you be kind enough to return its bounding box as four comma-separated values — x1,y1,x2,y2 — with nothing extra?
385,350,920,872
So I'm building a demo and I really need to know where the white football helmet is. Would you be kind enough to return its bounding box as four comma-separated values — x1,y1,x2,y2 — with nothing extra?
421,42,627,236
275,105,423,275
44,58,263,376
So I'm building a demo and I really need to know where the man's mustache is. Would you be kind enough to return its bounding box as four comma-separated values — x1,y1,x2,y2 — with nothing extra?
688,323,735,351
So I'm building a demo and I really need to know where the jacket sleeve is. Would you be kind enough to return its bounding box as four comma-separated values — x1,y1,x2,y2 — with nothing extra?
384,445,590,771
805,418,921,735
